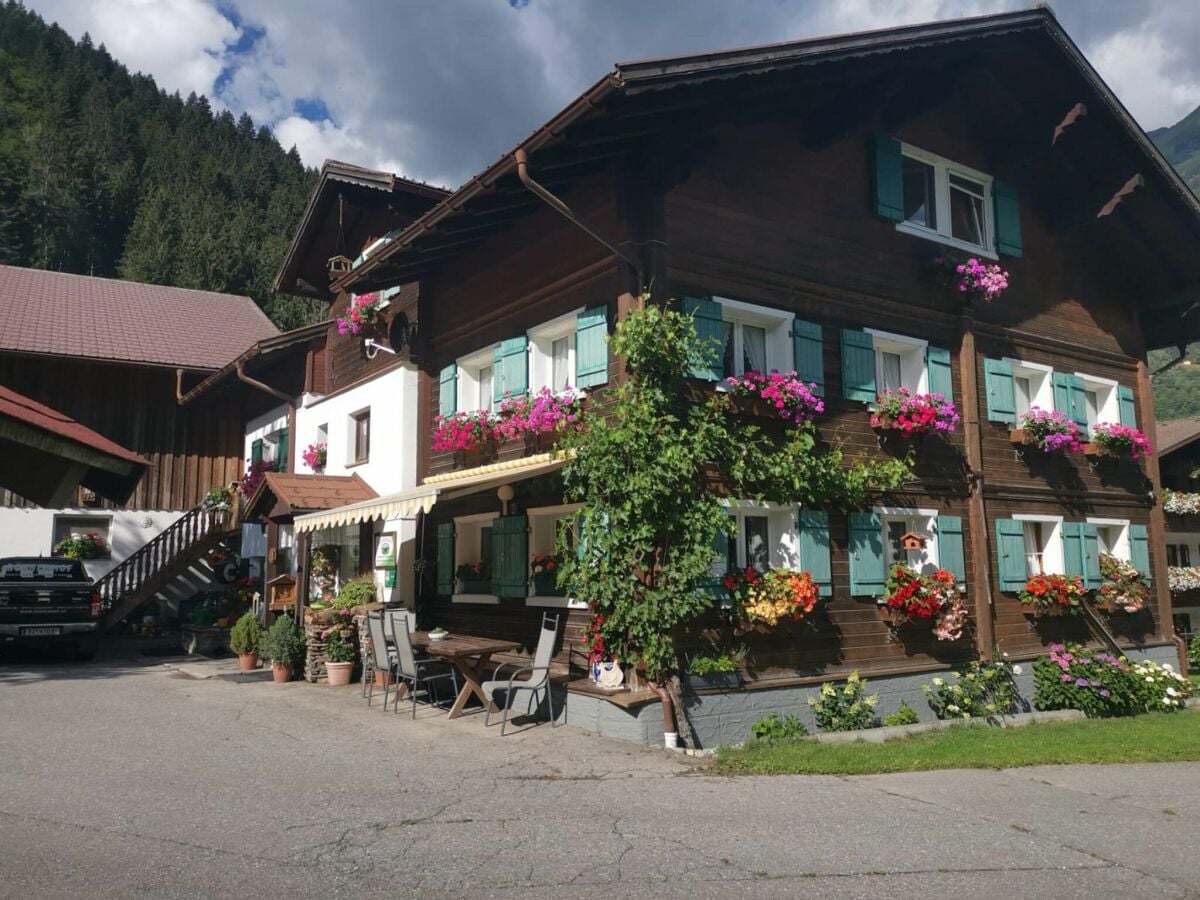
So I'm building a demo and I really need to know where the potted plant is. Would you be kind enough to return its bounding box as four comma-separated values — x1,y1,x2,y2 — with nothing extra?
724,567,821,634
322,626,356,686
202,486,232,509
336,291,383,336
263,615,306,682
724,370,824,425
229,612,262,671
870,388,960,436
428,626,449,641
934,255,1010,303
685,645,747,691
1094,553,1150,614
302,441,328,472
531,552,564,596
1084,423,1152,463
1019,572,1087,616
1010,407,1084,453
881,564,969,641
455,561,491,594
53,531,109,559
432,410,498,468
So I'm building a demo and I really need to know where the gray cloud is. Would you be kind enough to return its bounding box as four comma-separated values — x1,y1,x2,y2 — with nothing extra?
25,0,1200,185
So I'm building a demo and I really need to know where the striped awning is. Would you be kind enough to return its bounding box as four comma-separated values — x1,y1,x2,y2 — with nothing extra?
293,452,567,533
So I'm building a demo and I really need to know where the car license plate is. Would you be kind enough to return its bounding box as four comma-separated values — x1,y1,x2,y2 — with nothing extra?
19,626,61,637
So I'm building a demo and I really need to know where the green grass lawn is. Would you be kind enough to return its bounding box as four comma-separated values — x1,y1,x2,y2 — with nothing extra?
712,711,1200,776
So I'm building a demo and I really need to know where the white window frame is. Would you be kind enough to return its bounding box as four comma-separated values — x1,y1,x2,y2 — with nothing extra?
1014,513,1064,576
713,297,793,378
526,502,586,608
894,142,998,258
457,347,498,413
452,512,499,604
877,506,939,576
866,328,927,395
1075,373,1120,431
1088,517,1131,563
528,311,580,395
721,500,800,571
1005,359,1054,420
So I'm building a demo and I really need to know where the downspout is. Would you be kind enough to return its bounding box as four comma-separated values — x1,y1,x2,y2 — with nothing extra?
236,359,294,406
514,148,645,292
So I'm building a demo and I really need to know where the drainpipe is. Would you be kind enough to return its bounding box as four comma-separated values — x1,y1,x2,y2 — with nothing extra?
655,685,678,749
236,359,293,406
513,148,644,292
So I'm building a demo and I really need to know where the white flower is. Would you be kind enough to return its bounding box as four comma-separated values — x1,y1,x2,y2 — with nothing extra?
1163,698,1172,705
947,704,959,713
1167,687,1179,697
963,712,972,719
1012,665,1023,675
1146,677,1155,683
932,677,945,686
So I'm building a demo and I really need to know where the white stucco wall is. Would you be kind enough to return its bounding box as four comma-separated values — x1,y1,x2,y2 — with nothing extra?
244,403,290,471
0,507,185,581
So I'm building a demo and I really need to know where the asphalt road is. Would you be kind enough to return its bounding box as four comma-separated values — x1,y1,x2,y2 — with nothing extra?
1,647,1198,899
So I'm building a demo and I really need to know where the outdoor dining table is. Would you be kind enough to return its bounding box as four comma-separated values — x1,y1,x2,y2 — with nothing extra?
408,632,521,719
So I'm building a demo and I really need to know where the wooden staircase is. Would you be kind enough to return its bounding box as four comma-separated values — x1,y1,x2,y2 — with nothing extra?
96,503,233,632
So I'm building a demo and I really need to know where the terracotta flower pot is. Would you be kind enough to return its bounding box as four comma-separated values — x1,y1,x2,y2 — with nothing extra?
325,661,354,686
237,652,259,671
272,663,292,683
374,670,394,687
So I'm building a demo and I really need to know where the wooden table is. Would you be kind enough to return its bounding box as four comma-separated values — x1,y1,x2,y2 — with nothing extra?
410,633,521,719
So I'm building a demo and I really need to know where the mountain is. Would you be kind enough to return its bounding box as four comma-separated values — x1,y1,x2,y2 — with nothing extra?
0,1,320,329
1150,105,1200,194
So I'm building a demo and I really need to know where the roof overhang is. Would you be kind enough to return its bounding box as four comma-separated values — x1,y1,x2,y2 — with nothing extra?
179,320,329,406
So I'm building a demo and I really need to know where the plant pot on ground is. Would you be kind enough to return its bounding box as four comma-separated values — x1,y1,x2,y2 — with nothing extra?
229,612,262,671
323,627,357,686
262,615,306,684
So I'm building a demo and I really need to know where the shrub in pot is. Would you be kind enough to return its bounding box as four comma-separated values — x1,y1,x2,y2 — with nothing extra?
322,626,356,686
263,615,305,683
335,576,378,612
229,612,262,671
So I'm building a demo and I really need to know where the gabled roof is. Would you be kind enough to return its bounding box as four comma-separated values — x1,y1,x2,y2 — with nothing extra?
273,160,450,300
342,6,1200,347
178,319,329,406
0,265,278,370
0,384,148,505
1158,417,1200,457
244,472,377,522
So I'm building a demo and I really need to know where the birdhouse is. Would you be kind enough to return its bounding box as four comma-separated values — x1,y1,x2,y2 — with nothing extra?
899,531,928,551
327,254,352,277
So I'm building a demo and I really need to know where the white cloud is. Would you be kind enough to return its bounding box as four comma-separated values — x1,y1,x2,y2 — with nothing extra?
1089,25,1200,130
274,115,402,174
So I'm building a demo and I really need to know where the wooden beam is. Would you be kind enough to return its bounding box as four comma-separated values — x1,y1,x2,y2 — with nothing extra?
1051,101,1087,145
1097,173,1144,219
958,311,995,661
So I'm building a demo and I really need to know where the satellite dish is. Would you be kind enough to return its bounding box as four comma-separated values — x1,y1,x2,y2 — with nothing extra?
388,312,415,351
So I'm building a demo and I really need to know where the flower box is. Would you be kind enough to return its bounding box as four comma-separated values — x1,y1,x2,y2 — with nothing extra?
1009,428,1034,447
454,437,498,470
523,430,559,456
459,579,492,594
685,671,742,692
533,570,564,597
870,389,959,436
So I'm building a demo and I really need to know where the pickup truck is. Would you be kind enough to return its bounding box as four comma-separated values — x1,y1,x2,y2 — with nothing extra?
0,557,102,659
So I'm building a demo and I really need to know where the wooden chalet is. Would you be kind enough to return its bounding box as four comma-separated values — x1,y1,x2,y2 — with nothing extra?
1156,416,1200,639
310,9,1200,745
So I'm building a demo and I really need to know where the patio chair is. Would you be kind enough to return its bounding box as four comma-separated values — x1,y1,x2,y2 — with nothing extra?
482,612,561,735
393,617,460,719
365,611,399,710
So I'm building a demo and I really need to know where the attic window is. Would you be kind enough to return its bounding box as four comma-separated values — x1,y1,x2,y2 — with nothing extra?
895,143,996,257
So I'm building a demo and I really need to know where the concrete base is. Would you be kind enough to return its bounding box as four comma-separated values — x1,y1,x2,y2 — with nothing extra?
562,644,1182,749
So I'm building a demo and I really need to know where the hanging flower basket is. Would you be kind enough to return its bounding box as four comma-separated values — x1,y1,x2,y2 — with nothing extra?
302,442,327,472
1019,573,1087,616
933,255,1010,303
1011,408,1084,454
1084,423,1152,463
336,292,383,337
871,388,960,436
881,564,968,640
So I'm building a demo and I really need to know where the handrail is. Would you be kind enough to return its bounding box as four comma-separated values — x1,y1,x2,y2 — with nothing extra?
94,503,230,607
1079,601,1125,658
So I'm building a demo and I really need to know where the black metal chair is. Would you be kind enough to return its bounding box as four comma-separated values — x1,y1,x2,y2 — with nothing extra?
393,618,459,719
483,612,561,735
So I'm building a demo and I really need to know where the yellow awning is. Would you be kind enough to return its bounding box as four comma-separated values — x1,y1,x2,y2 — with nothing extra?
293,452,567,533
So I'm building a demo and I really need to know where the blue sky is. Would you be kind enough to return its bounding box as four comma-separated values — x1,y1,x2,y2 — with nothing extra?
25,0,1200,187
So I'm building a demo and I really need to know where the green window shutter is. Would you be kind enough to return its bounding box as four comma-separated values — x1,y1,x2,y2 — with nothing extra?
438,363,458,417
682,297,725,381
871,134,904,222
993,179,1023,258
1118,385,1137,428
1052,372,1088,431
1068,375,1088,431
575,305,609,389
1061,521,1084,579
984,358,1016,424
1130,524,1151,583
791,319,824,396
251,438,263,464
436,522,455,595
840,329,876,402
995,519,1028,592
848,511,885,596
926,345,953,401
937,515,966,586
1082,524,1102,590
276,428,288,473
490,514,529,598
798,509,833,597
696,523,731,601
493,337,528,404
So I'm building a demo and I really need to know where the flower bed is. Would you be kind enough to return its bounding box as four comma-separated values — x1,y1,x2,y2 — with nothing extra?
1085,423,1152,462
871,388,959,435
1034,643,1192,716
1019,573,1087,615
724,370,824,425
1162,490,1200,515
1095,553,1149,613
1012,407,1084,454
924,661,1018,719
1168,566,1200,593
881,565,968,640
725,567,820,633
336,292,381,336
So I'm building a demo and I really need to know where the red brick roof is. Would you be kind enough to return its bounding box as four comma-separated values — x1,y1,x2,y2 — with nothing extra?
0,384,148,466
0,265,278,370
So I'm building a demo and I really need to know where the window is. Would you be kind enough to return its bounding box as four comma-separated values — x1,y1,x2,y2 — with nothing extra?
529,313,579,394
879,509,939,575
527,504,585,608
51,515,112,556
1076,374,1119,431
867,329,927,394
1015,515,1064,575
712,298,792,377
453,513,499,601
717,503,801,576
1006,359,1053,419
350,410,370,464
1088,519,1130,563
896,143,995,256
457,347,498,411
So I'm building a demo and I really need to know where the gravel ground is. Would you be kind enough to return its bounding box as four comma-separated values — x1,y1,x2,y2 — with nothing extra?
1,647,1197,899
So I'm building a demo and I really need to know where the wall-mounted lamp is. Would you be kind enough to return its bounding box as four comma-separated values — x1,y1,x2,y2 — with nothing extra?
497,484,515,515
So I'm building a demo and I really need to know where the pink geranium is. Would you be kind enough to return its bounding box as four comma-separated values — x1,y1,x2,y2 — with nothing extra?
725,370,824,425
432,411,495,453
336,292,382,336
871,388,960,434
1089,422,1153,461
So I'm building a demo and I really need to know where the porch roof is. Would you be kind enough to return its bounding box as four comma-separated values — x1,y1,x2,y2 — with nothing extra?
243,472,378,523
293,452,567,533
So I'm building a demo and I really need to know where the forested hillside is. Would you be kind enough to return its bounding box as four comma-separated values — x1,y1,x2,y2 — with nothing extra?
0,1,319,328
